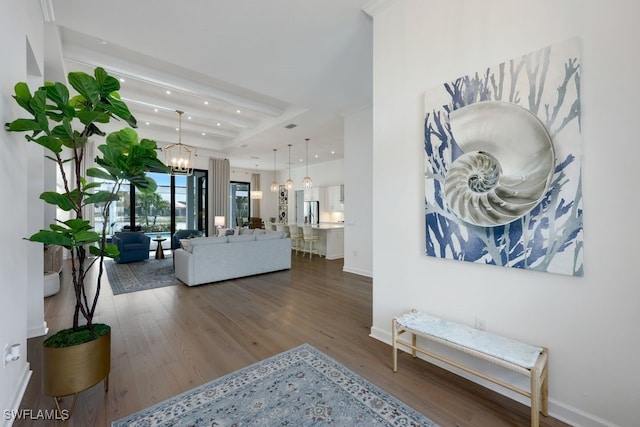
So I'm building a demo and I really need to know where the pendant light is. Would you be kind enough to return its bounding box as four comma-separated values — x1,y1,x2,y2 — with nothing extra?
164,110,196,176
302,138,312,188
270,149,279,192
285,144,294,190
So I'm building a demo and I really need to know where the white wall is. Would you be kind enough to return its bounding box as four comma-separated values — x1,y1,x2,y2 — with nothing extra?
368,1,639,426
344,107,373,277
1,0,44,422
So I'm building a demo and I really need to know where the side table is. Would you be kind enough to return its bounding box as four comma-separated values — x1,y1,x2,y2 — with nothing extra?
153,238,167,259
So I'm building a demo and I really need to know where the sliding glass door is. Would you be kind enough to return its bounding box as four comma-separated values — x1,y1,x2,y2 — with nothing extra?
230,181,250,227
93,169,208,249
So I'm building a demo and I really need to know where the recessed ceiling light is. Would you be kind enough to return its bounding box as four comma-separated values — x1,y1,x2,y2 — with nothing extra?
314,154,319,158
154,108,158,112
331,151,335,155
236,109,241,114
204,101,209,105
216,123,221,126
119,78,125,83
166,90,171,95
145,122,150,125
188,116,192,120
202,132,206,136
175,127,179,131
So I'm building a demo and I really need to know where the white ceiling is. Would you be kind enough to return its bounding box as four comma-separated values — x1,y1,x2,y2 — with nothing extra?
44,0,373,171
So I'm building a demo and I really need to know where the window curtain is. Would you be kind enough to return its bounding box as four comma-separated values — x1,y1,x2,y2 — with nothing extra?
251,172,261,218
208,157,230,231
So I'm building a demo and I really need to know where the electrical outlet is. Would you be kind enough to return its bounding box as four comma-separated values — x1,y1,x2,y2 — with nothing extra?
475,317,487,331
4,343,20,367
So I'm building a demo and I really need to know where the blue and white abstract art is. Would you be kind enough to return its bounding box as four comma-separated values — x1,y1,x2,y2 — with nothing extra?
424,38,583,276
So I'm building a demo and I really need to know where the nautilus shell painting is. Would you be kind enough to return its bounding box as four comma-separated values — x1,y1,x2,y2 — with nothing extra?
424,38,584,276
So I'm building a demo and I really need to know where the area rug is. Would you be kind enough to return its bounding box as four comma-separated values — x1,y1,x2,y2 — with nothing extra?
112,343,438,426
104,258,181,295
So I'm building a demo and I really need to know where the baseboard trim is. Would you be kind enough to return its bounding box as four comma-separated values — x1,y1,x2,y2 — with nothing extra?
342,265,372,277
369,326,616,427
3,363,32,427
27,321,48,339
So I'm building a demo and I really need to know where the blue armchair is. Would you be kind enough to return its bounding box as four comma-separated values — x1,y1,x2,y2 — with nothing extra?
112,232,150,263
172,229,204,250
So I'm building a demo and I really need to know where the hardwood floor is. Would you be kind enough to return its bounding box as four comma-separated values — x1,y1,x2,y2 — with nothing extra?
17,254,569,426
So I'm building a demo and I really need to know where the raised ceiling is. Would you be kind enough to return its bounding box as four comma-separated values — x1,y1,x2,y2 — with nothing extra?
44,0,373,171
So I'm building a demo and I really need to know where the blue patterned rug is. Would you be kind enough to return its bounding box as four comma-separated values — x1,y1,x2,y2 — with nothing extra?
104,258,181,295
112,344,438,426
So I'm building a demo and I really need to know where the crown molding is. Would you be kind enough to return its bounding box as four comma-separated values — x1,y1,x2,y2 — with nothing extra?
361,0,401,18
40,0,55,22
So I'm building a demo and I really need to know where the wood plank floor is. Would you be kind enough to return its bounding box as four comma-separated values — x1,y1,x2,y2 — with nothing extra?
16,253,569,427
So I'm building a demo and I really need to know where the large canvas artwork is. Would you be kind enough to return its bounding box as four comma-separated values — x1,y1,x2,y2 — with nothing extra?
424,38,583,276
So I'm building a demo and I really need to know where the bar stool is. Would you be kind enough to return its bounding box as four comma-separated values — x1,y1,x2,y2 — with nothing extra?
275,223,288,237
288,224,303,254
302,225,321,258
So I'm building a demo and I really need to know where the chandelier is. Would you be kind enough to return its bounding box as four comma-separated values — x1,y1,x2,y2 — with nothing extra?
270,149,279,192
285,144,294,190
164,110,196,176
302,138,312,188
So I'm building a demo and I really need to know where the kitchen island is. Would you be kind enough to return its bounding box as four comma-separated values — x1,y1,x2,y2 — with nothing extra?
312,223,344,260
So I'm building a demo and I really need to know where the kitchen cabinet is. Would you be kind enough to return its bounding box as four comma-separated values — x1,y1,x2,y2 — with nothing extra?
304,186,321,201
325,185,343,212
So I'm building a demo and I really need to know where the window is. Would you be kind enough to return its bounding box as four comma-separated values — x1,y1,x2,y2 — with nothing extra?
230,181,250,227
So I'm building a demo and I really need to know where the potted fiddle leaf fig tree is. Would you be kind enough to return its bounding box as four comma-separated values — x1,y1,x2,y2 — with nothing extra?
5,67,169,416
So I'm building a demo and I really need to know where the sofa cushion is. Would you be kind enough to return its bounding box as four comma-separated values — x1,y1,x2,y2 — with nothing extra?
180,236,227,252
256,232,284,240
239,227,254,235
227,234,257,243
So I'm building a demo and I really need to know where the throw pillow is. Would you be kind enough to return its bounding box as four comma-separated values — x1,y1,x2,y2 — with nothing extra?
217,227,237,237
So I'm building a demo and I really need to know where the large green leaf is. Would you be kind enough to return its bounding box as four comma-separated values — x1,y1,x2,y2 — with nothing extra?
128,175,158,193
44,82,70,112
82,181,103,191
74,230,101,244
29,135,63,153
96,69,120,97
5,118,41,132
77,110,110,125
30,89,50,134
12,82,34,114
51,119,74,139
85,190,118,205
90,243,119,258
28,231,74,247
86,167,116,181
40,191,76,211
63,218,93,232
68,72,99,106
103,97,136,127
86,123,106,137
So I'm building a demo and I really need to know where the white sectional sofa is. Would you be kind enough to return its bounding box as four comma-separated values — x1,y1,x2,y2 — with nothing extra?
174,232,291,286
